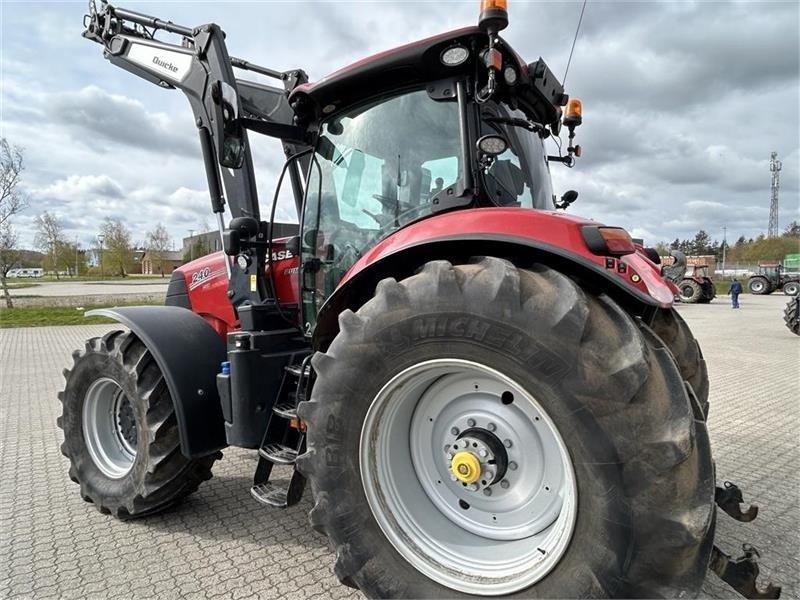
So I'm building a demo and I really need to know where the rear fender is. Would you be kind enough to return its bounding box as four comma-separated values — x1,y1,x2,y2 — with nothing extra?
313,236,673,349
85,306,227,458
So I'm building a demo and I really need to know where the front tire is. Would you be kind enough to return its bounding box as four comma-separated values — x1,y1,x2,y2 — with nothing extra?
298,258,715,598
782,281,799,296
679,279,702,303
58,330,220,518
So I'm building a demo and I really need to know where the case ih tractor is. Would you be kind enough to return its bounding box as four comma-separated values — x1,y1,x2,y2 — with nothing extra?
61,1,781,597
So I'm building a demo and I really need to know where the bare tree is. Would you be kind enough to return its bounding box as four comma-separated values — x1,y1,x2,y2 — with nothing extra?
0,139,28,308
0,223,21,308
99,218,134,277
145,223,172,277
34,211,65,280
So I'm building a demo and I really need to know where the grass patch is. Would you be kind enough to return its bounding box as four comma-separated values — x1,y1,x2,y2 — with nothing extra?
0,300,157,328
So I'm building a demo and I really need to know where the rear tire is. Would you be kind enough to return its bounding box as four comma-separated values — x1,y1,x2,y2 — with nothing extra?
749,277,769,295
298,258,715,598
651,308,710,418
58,330,220,518
785,297,800,336
782,281,799,296
679,279,702,303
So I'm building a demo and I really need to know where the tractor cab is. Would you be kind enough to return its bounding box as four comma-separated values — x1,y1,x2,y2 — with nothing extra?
294,28,569,320
757,263,782,280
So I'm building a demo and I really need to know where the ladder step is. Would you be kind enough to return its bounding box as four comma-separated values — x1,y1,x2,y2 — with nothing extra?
250,482,291,508
273,401,298,420
250,470,307,509
259,443,298,465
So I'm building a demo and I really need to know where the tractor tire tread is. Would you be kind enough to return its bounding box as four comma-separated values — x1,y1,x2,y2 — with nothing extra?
58,330,221,519
298,257,714,598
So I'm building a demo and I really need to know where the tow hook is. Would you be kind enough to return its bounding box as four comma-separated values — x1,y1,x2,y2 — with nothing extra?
716,481,759,522
709,544,781,599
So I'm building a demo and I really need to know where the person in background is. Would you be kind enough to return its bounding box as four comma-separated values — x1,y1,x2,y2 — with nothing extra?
730,278,743,309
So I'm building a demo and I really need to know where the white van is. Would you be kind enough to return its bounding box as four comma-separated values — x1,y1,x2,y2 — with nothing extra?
10,268,44,278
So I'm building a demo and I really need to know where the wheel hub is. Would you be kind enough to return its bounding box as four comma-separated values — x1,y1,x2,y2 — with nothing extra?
451,450,481,484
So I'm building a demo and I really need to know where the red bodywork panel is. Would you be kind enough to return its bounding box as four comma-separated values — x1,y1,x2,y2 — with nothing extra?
339,208,675,307
177,210,673,339
178,238,300,337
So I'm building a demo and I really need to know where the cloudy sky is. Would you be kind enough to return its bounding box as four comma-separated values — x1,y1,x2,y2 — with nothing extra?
1,0,798,251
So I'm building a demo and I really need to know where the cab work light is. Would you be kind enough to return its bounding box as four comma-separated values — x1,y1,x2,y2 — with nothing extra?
582,226,636,256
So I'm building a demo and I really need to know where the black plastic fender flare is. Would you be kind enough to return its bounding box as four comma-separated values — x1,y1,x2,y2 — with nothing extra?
86,306,227,458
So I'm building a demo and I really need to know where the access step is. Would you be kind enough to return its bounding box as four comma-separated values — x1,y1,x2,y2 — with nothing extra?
250,470,307,509
259,443,298,465
272,401,298,420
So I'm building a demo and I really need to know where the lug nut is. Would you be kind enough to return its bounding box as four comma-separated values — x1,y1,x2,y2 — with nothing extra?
483,488,492,496
467,418,476,427
500,480,510,489
485,471,494,480
503,439,513,448
451,427,459,436
487,422,496,432
478,449,487,458
509,461,518,471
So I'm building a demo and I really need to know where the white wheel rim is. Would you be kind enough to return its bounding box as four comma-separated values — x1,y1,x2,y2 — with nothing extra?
359,359,577,596
82,377,138,478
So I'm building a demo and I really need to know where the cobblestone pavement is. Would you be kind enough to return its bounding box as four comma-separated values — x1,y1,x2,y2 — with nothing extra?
1,294,797,599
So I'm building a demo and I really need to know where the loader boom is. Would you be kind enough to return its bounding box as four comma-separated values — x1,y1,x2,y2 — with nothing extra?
83,1,310,317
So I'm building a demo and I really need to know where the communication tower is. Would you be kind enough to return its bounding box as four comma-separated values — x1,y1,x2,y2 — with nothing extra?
768,151,782,237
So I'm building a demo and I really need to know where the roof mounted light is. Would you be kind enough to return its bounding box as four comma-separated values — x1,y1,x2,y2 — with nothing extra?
441,45,470,67
479,0,509,33
564,98,583,128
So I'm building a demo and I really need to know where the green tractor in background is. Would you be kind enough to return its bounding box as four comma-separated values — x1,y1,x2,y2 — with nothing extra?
748,254,800,296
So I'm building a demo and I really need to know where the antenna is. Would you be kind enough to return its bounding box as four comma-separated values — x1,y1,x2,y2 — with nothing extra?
768,151,782,237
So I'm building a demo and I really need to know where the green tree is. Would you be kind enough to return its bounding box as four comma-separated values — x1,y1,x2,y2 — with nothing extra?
34,211,66,279
99,218,135,277
145,223,172,277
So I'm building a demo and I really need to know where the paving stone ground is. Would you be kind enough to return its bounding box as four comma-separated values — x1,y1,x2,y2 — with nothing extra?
1,294,797,599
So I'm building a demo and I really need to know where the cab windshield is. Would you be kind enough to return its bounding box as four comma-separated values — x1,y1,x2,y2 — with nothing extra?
301,89,462,324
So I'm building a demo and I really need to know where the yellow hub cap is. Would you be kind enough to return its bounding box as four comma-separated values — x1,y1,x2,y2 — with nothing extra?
451,451,481,484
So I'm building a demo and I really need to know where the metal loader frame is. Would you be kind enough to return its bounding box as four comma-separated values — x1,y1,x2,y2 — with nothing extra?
84,1,309,327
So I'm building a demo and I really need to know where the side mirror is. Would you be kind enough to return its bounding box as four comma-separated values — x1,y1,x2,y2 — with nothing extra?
555,190,579,210
211,80,245,168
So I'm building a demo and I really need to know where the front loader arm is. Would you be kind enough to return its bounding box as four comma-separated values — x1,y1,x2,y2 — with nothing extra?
83,1,309,316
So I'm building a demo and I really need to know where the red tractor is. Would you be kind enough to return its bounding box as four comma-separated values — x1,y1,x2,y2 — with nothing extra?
61,1,779,597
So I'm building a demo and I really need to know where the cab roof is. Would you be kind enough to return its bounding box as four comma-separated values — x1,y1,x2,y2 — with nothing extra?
289,26,567,129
